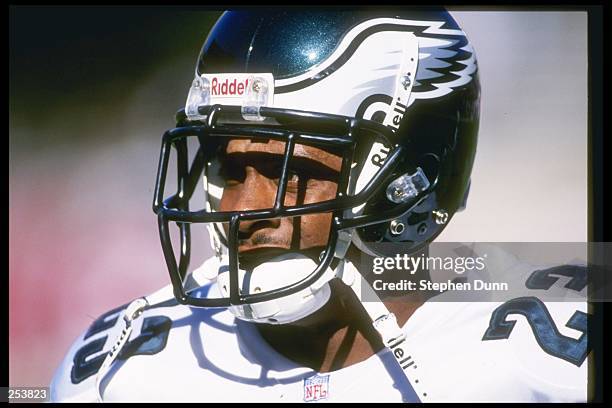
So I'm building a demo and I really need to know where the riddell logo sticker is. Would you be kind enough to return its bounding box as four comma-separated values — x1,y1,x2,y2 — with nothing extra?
200,73,275,105
303,374,330,402
210,77,250,97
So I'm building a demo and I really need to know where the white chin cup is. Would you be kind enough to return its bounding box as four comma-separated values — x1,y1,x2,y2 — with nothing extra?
216,253,335,324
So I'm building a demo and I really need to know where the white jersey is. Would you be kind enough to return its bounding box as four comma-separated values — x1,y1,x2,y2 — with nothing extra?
50,250,589,402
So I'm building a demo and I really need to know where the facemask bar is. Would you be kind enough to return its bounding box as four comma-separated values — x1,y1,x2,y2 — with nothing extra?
153,104,431,307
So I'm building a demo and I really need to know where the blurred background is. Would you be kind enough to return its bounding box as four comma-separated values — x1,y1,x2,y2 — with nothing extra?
9,8,587,387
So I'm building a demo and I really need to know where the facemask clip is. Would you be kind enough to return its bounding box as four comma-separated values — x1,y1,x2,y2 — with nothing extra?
386,167,430,203
241,76,271,121
185,76,211,121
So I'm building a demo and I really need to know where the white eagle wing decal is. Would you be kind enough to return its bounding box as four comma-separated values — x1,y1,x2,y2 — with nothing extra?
409,35,477,105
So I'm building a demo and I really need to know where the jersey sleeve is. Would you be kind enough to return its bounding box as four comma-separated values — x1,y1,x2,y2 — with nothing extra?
49,302,129,402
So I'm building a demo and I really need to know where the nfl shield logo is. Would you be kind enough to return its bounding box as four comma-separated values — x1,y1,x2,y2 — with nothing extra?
303,374,330,402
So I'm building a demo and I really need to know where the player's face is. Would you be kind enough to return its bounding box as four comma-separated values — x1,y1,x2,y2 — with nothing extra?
218,138,342,259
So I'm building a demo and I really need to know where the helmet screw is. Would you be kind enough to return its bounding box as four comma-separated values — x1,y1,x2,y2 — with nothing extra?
392,187,403,199
401,74,412,90
433,209,449,225
389,220,405,236
253,80,262,92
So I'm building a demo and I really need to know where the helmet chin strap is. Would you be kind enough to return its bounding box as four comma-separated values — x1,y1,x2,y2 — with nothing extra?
342,261,419,401
346,268,407,356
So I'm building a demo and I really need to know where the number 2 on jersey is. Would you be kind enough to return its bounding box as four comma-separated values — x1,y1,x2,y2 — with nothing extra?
482,265,591,367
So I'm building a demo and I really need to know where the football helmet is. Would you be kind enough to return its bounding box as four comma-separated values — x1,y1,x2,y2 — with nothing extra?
152,9,480,323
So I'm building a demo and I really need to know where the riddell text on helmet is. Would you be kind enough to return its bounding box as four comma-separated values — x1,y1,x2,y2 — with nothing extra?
211,77,250,97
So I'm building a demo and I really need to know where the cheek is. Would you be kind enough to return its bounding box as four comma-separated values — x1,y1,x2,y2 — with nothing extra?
298,179,338,247
299,212,334,247
305,179,338,204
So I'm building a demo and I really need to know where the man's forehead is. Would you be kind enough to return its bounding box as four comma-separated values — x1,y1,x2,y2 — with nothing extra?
225,139,342,171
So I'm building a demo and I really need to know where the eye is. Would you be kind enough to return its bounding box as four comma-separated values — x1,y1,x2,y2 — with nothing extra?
219,164,245,187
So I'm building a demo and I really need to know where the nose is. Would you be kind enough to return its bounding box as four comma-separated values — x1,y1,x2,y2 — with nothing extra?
232,166,276,210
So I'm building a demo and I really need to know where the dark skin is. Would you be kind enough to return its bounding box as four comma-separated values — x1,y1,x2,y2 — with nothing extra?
218,138,425,372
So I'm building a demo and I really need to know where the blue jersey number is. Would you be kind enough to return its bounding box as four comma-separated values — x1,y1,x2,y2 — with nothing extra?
482,265,590,367
71,307,171,384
